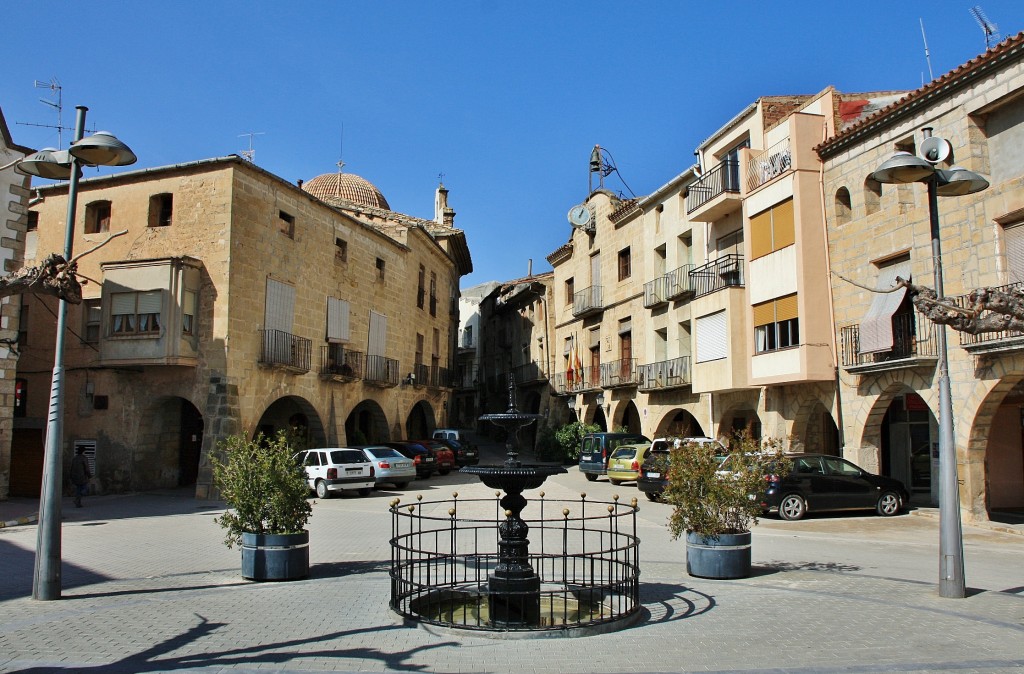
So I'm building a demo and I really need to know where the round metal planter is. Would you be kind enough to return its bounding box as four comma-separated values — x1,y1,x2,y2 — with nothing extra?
685,530,751,579
241,531,309,581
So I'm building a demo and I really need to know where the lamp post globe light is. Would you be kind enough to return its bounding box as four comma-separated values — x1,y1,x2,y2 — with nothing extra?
13,106,136,601
870,127,989,599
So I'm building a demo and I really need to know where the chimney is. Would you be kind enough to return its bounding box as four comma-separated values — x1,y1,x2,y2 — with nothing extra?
435,182,456,227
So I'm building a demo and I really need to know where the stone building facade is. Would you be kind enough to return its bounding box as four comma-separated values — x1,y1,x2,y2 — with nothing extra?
0,108,33,499
9,156,470,498
818,34,1024,520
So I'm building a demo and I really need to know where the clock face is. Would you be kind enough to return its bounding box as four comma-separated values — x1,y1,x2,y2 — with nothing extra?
568,204,592,227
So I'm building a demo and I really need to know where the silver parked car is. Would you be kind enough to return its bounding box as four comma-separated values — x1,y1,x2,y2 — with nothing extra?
358,445,416,489
293,448,375,499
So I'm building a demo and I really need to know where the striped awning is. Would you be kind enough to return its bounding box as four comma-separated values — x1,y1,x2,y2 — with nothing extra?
858,258,911,354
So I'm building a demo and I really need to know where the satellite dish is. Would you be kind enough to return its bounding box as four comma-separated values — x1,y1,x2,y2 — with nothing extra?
921,136,951,164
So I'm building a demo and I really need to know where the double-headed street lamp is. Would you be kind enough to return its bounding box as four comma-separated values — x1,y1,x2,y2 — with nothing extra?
871,128,989,599
11,105,136,600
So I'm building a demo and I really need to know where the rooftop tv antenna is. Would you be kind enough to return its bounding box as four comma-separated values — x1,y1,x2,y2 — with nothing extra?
15,78,79,149
239,131,264,162
919,19,935,82
969,6,1000,50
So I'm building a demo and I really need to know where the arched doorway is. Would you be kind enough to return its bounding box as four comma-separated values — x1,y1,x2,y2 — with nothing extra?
345,400,389,444
615,400,642,434
801,401,840,456
879,391,938,505
405,400,435,440
655,409,705,438
975,379,1024,522
720,406,761,443
135,396,205,490
255,396,326,450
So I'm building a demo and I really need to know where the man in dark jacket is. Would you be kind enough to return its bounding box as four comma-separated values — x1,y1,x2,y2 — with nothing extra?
70,446,92,508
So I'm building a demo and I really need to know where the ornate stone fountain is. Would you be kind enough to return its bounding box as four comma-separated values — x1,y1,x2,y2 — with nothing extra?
460,376,566,626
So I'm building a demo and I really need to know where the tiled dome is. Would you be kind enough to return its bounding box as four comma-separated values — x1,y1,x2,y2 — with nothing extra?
302,172,390,210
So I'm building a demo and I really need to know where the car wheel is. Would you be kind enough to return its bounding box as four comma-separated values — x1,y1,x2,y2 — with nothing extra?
585,473,598,482
393,482,410,490
876,491,901,516
358,487,372,497
778,494,806,521
315,480,331,500
645,491,659,502
609,478,621,486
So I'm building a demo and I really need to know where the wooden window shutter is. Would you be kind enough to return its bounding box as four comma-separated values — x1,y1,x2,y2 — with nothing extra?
749,209,773,260
773,199,795,250
752,300,775,327
775,293,799,321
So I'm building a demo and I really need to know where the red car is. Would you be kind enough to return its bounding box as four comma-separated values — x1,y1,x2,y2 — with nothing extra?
414,440,455,475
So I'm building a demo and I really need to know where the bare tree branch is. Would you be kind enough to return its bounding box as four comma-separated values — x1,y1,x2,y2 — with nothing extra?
0,229,128,304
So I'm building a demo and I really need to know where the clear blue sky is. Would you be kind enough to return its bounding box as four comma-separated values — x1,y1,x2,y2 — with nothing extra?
3,2,1019,289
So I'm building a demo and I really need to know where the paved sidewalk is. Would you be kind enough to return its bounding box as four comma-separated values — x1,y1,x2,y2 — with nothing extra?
1,444,1022,673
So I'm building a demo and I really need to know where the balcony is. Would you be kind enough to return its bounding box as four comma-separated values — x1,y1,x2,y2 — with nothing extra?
643,276,669,309
637,356,691,391
954,282,1024,354
746,138,792,192
600,358,639,388
840,312,939,373
550,368,593,395
364,354,400,387
259,329,311,373
665,264,695,301
572,285,603,318
320,345,363,382
689,255,744,299
453,364,478,389
513,361,548,385
685,159,742,222
428,365,452,389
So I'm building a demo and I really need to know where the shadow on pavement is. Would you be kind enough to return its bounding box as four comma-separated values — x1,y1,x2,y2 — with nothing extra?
310,558,390,579
0,539,112,601
758,560,862,573
638,581,716,625
12,616,454,673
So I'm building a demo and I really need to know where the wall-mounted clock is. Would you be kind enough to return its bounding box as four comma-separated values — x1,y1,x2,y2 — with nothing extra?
567,204,592,228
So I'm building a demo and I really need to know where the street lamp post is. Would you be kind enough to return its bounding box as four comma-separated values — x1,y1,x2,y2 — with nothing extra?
871,128,989,599
13,106,136,600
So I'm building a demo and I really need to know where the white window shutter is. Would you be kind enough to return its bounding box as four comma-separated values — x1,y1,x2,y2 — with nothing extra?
368,311,387,356
265,279,295,333
695,310,728,363
326,297,350,343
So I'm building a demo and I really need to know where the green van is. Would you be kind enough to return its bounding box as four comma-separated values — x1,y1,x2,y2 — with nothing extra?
578,432,650,482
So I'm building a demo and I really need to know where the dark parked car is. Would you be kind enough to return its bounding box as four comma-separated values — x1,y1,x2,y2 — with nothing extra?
430,437,479,467
383,441,437,478
578,432,650,482
637,437,725,501
761,453,909,521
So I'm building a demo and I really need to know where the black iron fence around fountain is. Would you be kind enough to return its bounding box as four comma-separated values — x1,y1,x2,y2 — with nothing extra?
390,491,641,632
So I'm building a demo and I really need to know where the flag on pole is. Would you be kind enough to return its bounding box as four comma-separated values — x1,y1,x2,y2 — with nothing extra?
573,334,583,388
566,337,576,386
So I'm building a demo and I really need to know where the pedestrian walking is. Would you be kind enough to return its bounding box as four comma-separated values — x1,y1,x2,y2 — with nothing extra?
70,446,92,508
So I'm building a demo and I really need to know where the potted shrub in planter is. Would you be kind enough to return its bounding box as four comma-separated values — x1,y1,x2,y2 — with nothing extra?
663,436,789,579
211,431,313,581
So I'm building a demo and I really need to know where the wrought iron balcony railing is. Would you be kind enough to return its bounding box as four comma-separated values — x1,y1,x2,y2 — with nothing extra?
572,285,603,317
746,138,792,192
685,159,741,213
643,276,669,308
320,344,364,380
259,329,311,372
600,358,639,388
637,356,691,390
551,369,592,395
665,263,695,300
839,312,938,370
364,354,400,386
513,361,547,385
689,254,744,298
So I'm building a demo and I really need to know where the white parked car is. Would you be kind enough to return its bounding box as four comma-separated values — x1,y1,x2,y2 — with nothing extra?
293,448,375,499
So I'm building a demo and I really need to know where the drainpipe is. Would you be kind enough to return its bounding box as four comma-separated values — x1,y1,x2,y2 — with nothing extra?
819,119,846,453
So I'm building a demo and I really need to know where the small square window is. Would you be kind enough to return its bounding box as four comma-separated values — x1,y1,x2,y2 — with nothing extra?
148,193,173,227
85,200,111,234
279,210,295,238
618,247,631,281
335,237,348,262
376,258,386,280
26,211,38,231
